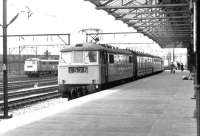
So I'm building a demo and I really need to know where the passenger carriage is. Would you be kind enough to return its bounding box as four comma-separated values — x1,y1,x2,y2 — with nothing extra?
153,57,164,72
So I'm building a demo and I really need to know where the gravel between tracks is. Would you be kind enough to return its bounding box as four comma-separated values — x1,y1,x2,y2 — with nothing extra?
0,97,67,122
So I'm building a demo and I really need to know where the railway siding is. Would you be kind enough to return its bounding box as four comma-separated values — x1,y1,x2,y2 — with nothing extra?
0,85,59,110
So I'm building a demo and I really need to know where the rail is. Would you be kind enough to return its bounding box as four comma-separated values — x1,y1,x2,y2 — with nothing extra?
0,85,60,110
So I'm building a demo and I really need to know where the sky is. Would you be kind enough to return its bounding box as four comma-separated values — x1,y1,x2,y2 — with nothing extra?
0,0,164,55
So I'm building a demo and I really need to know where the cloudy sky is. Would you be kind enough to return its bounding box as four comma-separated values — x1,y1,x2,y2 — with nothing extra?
0,0,163,55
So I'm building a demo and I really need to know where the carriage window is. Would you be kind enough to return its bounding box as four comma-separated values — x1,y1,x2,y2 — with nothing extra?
49,62,58,65
109,54,114,64
129,56,132,63
114,54,119,63
42,62,46,65
85,51,97,63
60,52,72,64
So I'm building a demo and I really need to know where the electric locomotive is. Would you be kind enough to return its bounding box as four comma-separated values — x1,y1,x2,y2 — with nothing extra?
24,58,59,77
58,43,163,99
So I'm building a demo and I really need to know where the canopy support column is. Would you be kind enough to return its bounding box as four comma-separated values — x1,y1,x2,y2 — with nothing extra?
194,1,200,136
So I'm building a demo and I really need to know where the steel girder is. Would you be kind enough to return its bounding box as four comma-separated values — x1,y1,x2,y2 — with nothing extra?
84,0,192,48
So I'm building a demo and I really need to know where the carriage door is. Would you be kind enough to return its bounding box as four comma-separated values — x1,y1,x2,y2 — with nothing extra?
100,51,108,83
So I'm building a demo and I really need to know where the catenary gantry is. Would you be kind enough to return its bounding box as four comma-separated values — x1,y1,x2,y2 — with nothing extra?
85,0,192,48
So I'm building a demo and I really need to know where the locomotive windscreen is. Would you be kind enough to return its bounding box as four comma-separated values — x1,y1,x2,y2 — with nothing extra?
60,52,72,64
60,51,98,64
25,60,36,65
85,51,97,63
74,51,83,63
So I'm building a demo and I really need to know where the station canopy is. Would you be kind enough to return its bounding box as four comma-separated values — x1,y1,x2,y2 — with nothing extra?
85,0,192,48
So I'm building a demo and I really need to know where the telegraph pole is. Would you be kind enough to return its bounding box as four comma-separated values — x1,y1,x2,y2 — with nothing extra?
0,0,12,119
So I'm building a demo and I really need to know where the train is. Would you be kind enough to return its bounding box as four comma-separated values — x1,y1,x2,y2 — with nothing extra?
24,58,59,77
58,43,164,99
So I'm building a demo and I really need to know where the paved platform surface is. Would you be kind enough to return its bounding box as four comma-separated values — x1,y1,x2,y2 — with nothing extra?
0,71,197,136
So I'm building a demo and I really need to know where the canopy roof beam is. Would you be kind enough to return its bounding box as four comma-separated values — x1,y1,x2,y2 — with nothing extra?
97,3,188,10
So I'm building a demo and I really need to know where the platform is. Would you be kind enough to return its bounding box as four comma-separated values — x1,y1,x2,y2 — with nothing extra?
0,71,197,136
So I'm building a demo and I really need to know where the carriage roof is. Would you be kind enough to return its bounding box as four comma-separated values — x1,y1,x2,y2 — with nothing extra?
134,51,162,59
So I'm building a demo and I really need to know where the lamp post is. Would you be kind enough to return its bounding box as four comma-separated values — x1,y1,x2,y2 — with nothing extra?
0,0,12,119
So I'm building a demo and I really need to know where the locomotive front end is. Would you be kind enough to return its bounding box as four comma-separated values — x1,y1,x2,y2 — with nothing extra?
24,58,39,77
58,44,102,99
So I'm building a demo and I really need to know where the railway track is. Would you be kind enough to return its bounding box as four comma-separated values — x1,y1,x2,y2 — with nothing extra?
0,74,57,82
0,85,60,110
0,78,58,91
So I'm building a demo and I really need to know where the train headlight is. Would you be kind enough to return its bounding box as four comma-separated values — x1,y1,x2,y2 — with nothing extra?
62,80,66,84
92,80,96,84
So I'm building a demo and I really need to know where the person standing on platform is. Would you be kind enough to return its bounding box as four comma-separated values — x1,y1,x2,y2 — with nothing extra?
181,63,184,71
170,62,176,74
177,62,180,70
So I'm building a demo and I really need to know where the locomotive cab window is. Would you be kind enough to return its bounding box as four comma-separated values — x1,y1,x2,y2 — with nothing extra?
85,51,97,63
60,51,72,64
